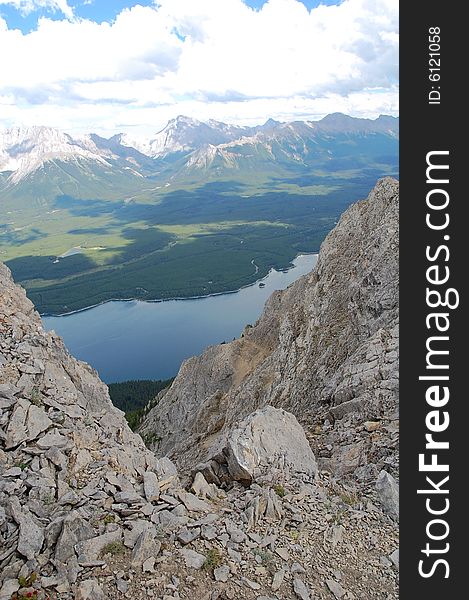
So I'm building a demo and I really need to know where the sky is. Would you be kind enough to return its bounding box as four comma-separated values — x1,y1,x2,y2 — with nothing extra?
0,0,398,137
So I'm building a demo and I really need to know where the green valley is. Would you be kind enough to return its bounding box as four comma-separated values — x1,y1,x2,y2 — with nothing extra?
0,115,399,314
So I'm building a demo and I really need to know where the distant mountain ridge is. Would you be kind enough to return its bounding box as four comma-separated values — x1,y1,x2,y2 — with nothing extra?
0,113,399,185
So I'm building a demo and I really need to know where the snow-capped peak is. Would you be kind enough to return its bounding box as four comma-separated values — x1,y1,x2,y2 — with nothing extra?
0,126,110,184
170,115,203,127
1,126,73,160
117,132,152,156
145,115,254,158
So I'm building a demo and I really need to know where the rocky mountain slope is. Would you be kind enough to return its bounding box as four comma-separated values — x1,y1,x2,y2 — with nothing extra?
0,178,399,600
138,177,399,484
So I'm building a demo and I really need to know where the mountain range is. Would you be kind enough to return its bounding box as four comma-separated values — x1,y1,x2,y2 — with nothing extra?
0,113,398,188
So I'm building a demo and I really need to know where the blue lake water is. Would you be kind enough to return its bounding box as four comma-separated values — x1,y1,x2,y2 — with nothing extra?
43,254,318,383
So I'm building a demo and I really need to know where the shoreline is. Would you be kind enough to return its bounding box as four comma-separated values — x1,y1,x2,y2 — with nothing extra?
41,252,318,318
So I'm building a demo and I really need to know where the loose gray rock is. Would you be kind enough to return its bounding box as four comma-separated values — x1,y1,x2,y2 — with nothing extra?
116,578,129,593
76,530,123,563
225,519,247,543
293,577,311,600
4,400,29,449
228,548,242,563
143,471,160,502
114,490,143,505
201,524,218,540
178,490,212,512
180,548,206,569
131,528,161,567
0,579,20,598
275,547,290,561
2,467,22,477
177,526,200,545
376,470,399,520
214,564,230,582
36,430,68,449
242,577,261,590
26,405,52,440
389,548,399,569
272,569,285,591
291,562,306,575
326,579,346,599
76,579,105,600
124,519,150,549
9,499,44,561
55,513,95,563
158,509,188,531
18,517,44,561
142,556,156,573
380,556,393,568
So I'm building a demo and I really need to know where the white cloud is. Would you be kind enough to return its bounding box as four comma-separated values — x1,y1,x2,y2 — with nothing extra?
0,0,74,18
0,0,398,135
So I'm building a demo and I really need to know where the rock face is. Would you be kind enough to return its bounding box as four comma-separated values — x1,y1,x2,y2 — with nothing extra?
139,177,399,483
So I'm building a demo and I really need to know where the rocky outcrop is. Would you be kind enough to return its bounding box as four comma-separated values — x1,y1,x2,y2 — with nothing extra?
139,177,399,483
0,262,180,597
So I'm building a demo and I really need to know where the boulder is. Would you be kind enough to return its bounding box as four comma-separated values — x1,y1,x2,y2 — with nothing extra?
224,406,317,482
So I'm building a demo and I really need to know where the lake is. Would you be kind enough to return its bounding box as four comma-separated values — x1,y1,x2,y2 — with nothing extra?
43,254,318,383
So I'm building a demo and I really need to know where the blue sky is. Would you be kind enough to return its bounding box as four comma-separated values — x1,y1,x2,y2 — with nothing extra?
0,2,150,32
0,0,398,136
0,0,342,33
